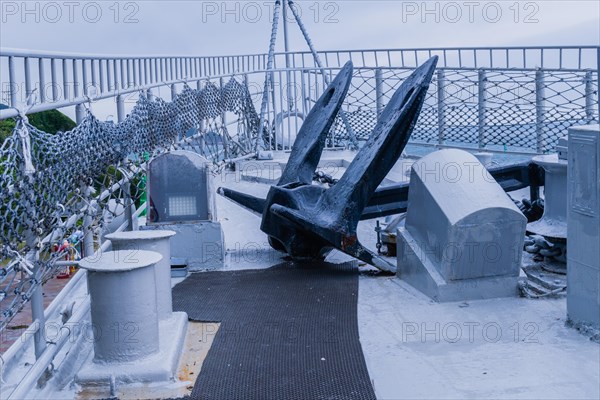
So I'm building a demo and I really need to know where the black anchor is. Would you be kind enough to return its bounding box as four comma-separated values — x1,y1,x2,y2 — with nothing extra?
219,56,438,272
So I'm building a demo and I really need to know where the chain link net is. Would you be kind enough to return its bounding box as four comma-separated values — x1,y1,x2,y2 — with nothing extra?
0,77,259,331
329,68,598,153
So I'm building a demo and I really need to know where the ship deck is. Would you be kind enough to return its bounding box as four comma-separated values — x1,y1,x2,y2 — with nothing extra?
2,148,599,400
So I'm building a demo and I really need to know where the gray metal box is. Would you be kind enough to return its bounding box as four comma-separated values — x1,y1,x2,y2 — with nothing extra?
567,124,600,329
145,150,224,270
147,150,217,223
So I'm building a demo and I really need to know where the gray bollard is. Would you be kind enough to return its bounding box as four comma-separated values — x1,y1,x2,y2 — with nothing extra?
79,250,162,363
106,230,176,320
527,153,568,240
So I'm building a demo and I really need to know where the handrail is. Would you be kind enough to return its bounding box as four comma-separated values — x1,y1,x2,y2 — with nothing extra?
2,45,597,60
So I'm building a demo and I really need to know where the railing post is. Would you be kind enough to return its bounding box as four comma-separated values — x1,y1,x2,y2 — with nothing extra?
120,60,126,89
75,104,85,124
478,69,486,149
197,80,206,134
123,180,134,231
375,68,383,120
219,77,227,127
584,70,595,121
82,185,96,258
114,60,120,91
597,46,600,123
8,56,17,107
62,59,69,101
271,70,279,149
171,83,177,101
219,77,229,160
171,83,179,139
72,59,79,98
27,244,46,359
242,73,250,145
38,58,46,103
437,69,446,145
50,58,58,101
24,57,32,104
126,59,132,87
73,59,85,123
116,94,125,123
82,59,88,96
535,69,546,153
99,60,104,92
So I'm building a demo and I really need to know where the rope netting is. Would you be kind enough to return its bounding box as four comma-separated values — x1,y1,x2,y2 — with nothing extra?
329,68,598,153
0,77,260,330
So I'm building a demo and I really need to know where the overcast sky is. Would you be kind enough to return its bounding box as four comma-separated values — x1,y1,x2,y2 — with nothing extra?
1,1,599,55
1,1,598,120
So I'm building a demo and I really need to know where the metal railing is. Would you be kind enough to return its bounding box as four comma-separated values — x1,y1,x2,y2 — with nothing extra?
1,46,598,151
0,48,268,121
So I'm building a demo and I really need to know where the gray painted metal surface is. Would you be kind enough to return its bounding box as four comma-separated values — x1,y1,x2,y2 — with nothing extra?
567,124,600,330
527,154,568,240
145,150,224,270
148,151,216,223
397,149,527,301
79,250,162,362
76,249,189,386
141,222,224,270
105,230,177,320
75,312,188,385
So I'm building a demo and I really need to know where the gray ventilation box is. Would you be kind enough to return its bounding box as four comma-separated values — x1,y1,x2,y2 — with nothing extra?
145,151,224,270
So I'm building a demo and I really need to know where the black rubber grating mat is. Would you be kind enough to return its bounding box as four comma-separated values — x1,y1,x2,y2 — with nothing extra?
172,261,376,400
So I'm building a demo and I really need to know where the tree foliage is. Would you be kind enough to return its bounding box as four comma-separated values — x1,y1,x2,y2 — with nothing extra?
0,105,76,144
